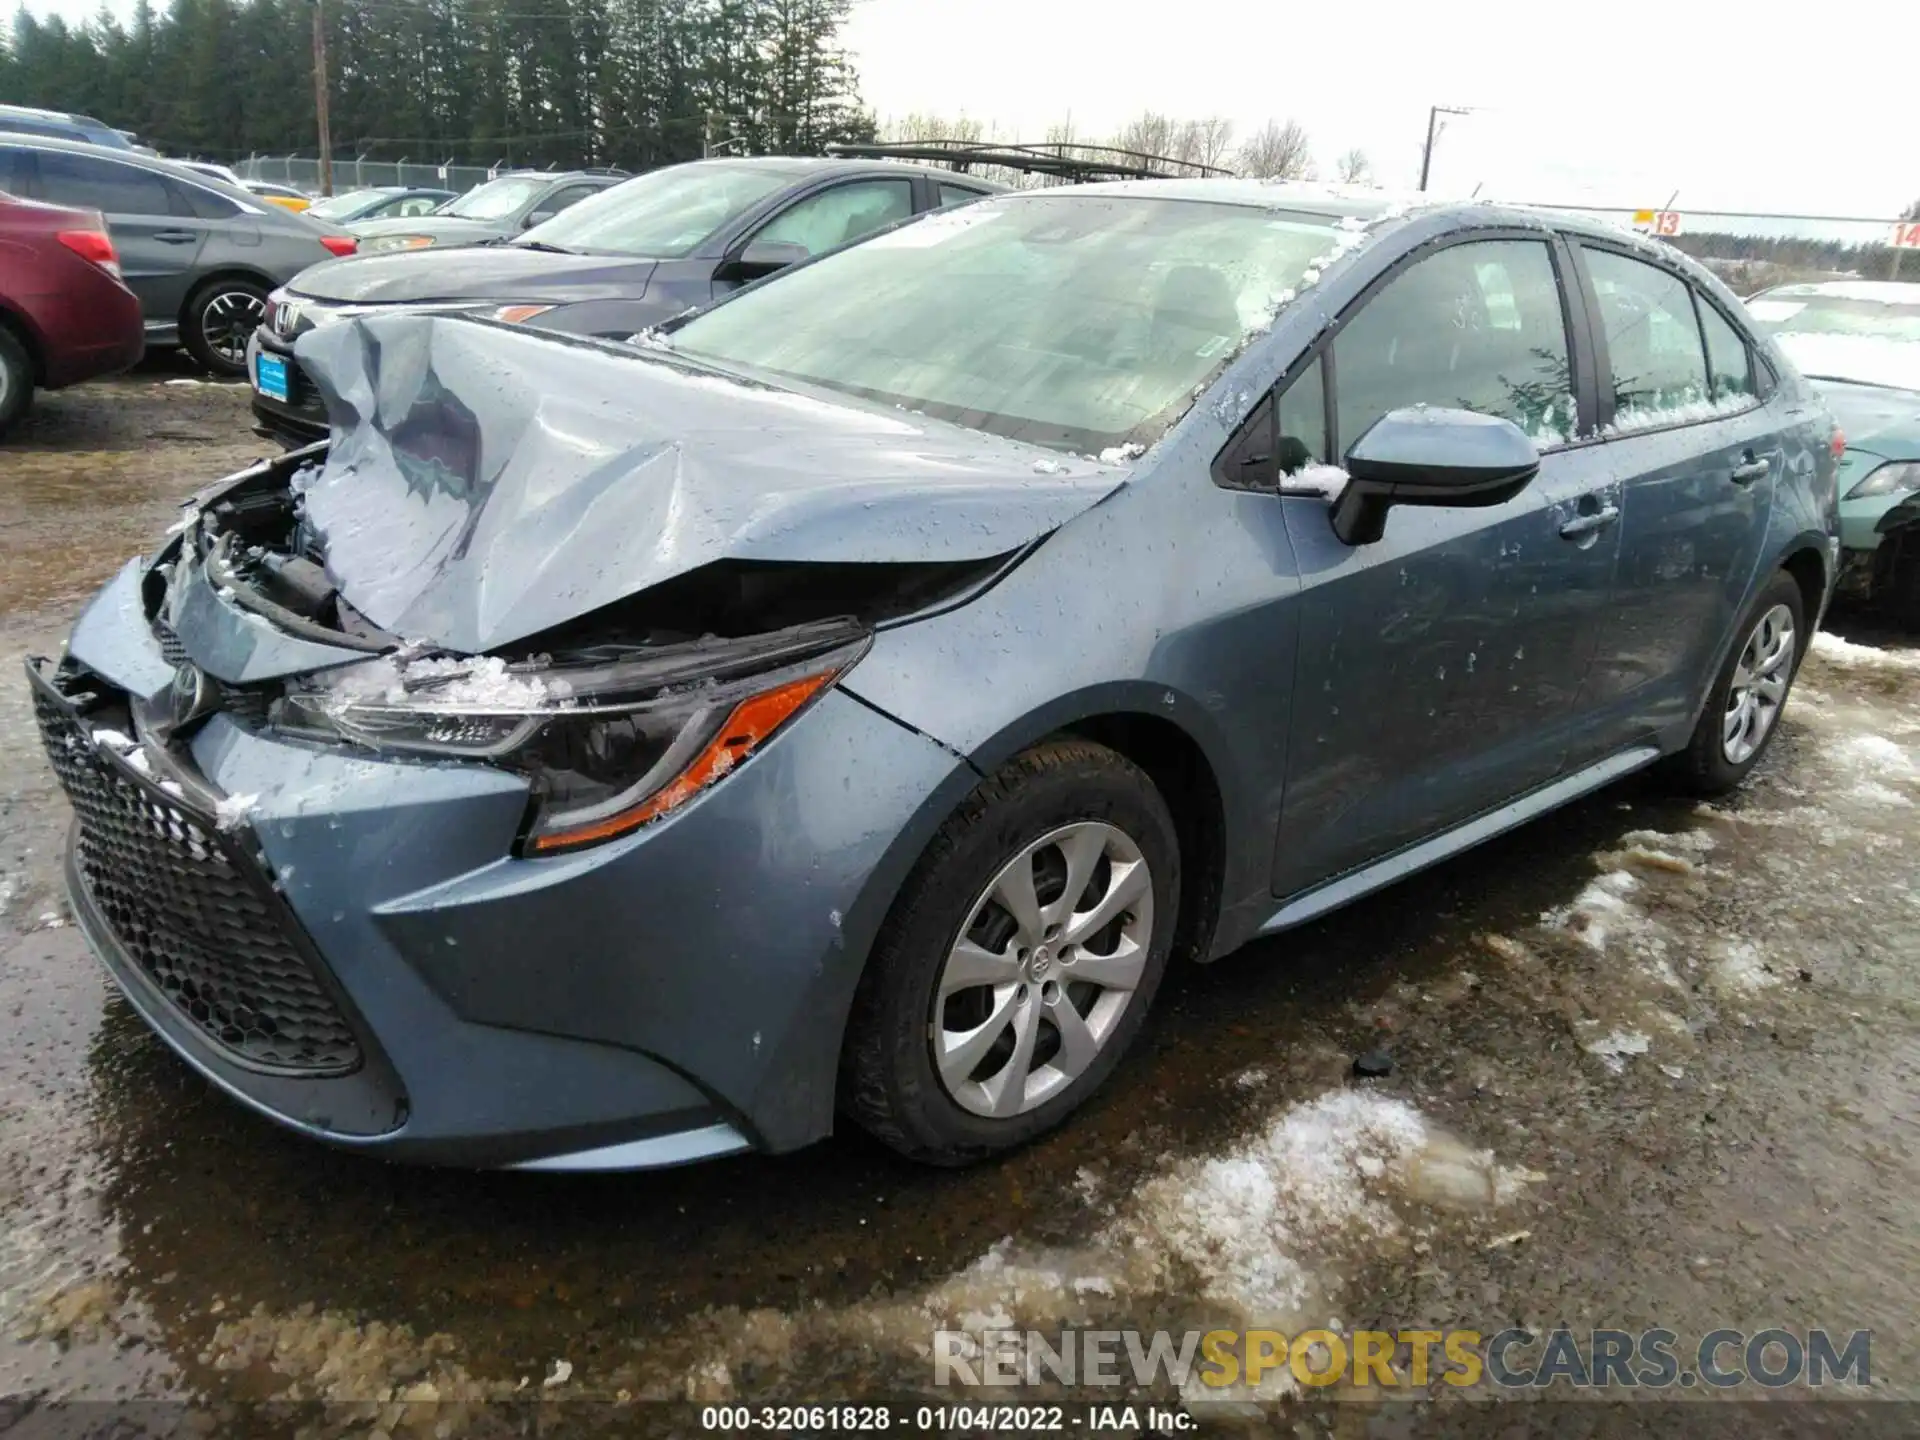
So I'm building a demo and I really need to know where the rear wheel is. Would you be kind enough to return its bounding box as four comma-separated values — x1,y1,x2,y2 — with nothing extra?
0,325,32,437
181,278,267,377
1664,570,1805,795
841,739,1179,1165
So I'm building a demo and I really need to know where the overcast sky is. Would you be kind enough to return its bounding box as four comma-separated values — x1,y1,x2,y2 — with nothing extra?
16,0,1916,217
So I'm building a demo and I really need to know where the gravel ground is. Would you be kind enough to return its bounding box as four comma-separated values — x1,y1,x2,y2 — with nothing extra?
0,371,1914,1433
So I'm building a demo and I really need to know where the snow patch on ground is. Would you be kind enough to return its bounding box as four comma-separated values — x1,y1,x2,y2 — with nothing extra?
1710,939,1780,993
1810,632,1920,673
1542,869,1641,951
1582,1028,1651,1074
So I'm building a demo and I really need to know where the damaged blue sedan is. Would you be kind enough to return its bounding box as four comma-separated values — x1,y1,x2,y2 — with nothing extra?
30,182,1840,1170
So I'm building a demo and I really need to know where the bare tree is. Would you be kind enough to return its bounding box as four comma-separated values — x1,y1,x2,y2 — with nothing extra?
1189,116,1236,171
884,112,986,145
1113,110,1179,163
1234,118,1313,180
1335,147,1372,185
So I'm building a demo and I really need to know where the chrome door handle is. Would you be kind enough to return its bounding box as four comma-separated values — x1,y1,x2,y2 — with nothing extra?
1730,456,1771,485
1559,504,1620,540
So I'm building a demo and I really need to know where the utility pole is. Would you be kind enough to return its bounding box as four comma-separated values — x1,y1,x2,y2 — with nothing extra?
311,0,333,196
1418,105,1470,192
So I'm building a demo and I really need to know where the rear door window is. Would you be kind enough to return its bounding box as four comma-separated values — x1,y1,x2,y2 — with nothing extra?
35,149,176,217
0,146,24,194
1583,248,1712,428
1332,238,1576,450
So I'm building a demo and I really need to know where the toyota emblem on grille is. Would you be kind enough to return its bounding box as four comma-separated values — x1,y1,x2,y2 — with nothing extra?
169,663,222,735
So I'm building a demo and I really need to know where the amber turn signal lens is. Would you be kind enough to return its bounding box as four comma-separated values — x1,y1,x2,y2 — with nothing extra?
525,670,836,854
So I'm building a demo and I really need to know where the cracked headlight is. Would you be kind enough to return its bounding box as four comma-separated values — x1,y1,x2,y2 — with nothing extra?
277,622,868,854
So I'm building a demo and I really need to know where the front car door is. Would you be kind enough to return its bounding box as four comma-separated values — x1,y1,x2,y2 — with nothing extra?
1270,232,1622,898
30,148,206,332
711,177,916,300
1567,243,1779,750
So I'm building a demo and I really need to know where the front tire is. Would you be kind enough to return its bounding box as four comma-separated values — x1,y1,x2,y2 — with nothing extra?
181,278,267,377
0,325,33,437
1665,570,1806,796
841,739,1180,1165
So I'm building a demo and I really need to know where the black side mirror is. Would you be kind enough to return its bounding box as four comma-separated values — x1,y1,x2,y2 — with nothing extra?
732,238,810,278
1329,406,1540,546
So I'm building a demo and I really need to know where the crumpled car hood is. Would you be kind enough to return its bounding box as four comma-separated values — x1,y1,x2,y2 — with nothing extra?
293,314,1124,654
292,246,658,305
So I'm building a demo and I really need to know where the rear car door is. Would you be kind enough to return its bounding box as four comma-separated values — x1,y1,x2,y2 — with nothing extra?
31,148,206,327
1270,232,1621,898
1568,243,1780,749
711,177,915,300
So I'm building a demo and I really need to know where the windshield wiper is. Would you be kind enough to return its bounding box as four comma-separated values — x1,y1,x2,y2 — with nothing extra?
513,240,576,254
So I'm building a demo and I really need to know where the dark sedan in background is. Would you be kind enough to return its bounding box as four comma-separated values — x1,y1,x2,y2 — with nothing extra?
249,156,1001,445
347,168,625,253
0,134,356,375
0,191,144,433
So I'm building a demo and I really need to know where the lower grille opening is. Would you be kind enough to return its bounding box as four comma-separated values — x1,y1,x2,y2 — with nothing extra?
31,665,362,1076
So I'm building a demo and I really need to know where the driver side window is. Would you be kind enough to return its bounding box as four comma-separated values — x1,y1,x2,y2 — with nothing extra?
754,179,914,259
1332,239,1577,451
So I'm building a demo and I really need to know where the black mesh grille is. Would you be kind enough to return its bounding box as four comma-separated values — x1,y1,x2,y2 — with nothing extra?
31,670,361,1076
152,618,188,666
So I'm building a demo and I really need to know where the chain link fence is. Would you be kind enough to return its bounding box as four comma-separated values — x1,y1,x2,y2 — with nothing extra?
233,155,506,194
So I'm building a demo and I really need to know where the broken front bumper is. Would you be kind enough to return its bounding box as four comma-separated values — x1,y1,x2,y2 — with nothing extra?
36,561,977,1169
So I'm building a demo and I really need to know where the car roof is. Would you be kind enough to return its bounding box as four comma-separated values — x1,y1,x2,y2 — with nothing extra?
664,155,1008,191
0,131,287,213
1755,280,1920,306
0,103,90,122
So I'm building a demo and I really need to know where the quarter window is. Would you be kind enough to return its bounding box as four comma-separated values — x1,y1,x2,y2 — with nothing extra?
1332,239,1575,452
1585,248,1711,426
1696,297,1756,403
1277,354,1327,474
755,179,914,258
938,182,988,209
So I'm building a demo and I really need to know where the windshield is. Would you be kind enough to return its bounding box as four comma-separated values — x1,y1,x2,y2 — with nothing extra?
1752,291,1920,390
442,176,548,221
307,188,387,219
671,194,1348,453
521,163,792,257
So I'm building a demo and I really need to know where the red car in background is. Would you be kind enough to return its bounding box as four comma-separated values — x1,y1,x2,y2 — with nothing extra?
0,192,144,436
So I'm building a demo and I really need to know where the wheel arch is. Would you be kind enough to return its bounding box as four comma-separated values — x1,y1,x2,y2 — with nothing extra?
0,302,47,385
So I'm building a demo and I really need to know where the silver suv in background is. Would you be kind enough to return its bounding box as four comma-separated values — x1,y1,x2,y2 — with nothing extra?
0,133,356,375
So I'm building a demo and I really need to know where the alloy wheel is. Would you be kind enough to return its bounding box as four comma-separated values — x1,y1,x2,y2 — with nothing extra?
931,821,1154,1119
1722,602,1795,764
199,288,266,368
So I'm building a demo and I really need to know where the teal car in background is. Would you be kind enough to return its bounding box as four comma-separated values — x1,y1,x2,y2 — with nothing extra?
1748,281,1920,612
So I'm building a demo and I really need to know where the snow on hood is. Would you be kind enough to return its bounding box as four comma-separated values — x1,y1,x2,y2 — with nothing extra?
292,314,1124,653
1773,332,1920,395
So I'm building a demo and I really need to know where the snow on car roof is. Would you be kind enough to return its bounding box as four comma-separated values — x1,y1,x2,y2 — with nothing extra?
1761,280,1920,306
1000,177,1413,218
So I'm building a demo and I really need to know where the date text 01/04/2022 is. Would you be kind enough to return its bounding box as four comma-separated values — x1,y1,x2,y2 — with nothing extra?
698,1404,1191,1431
